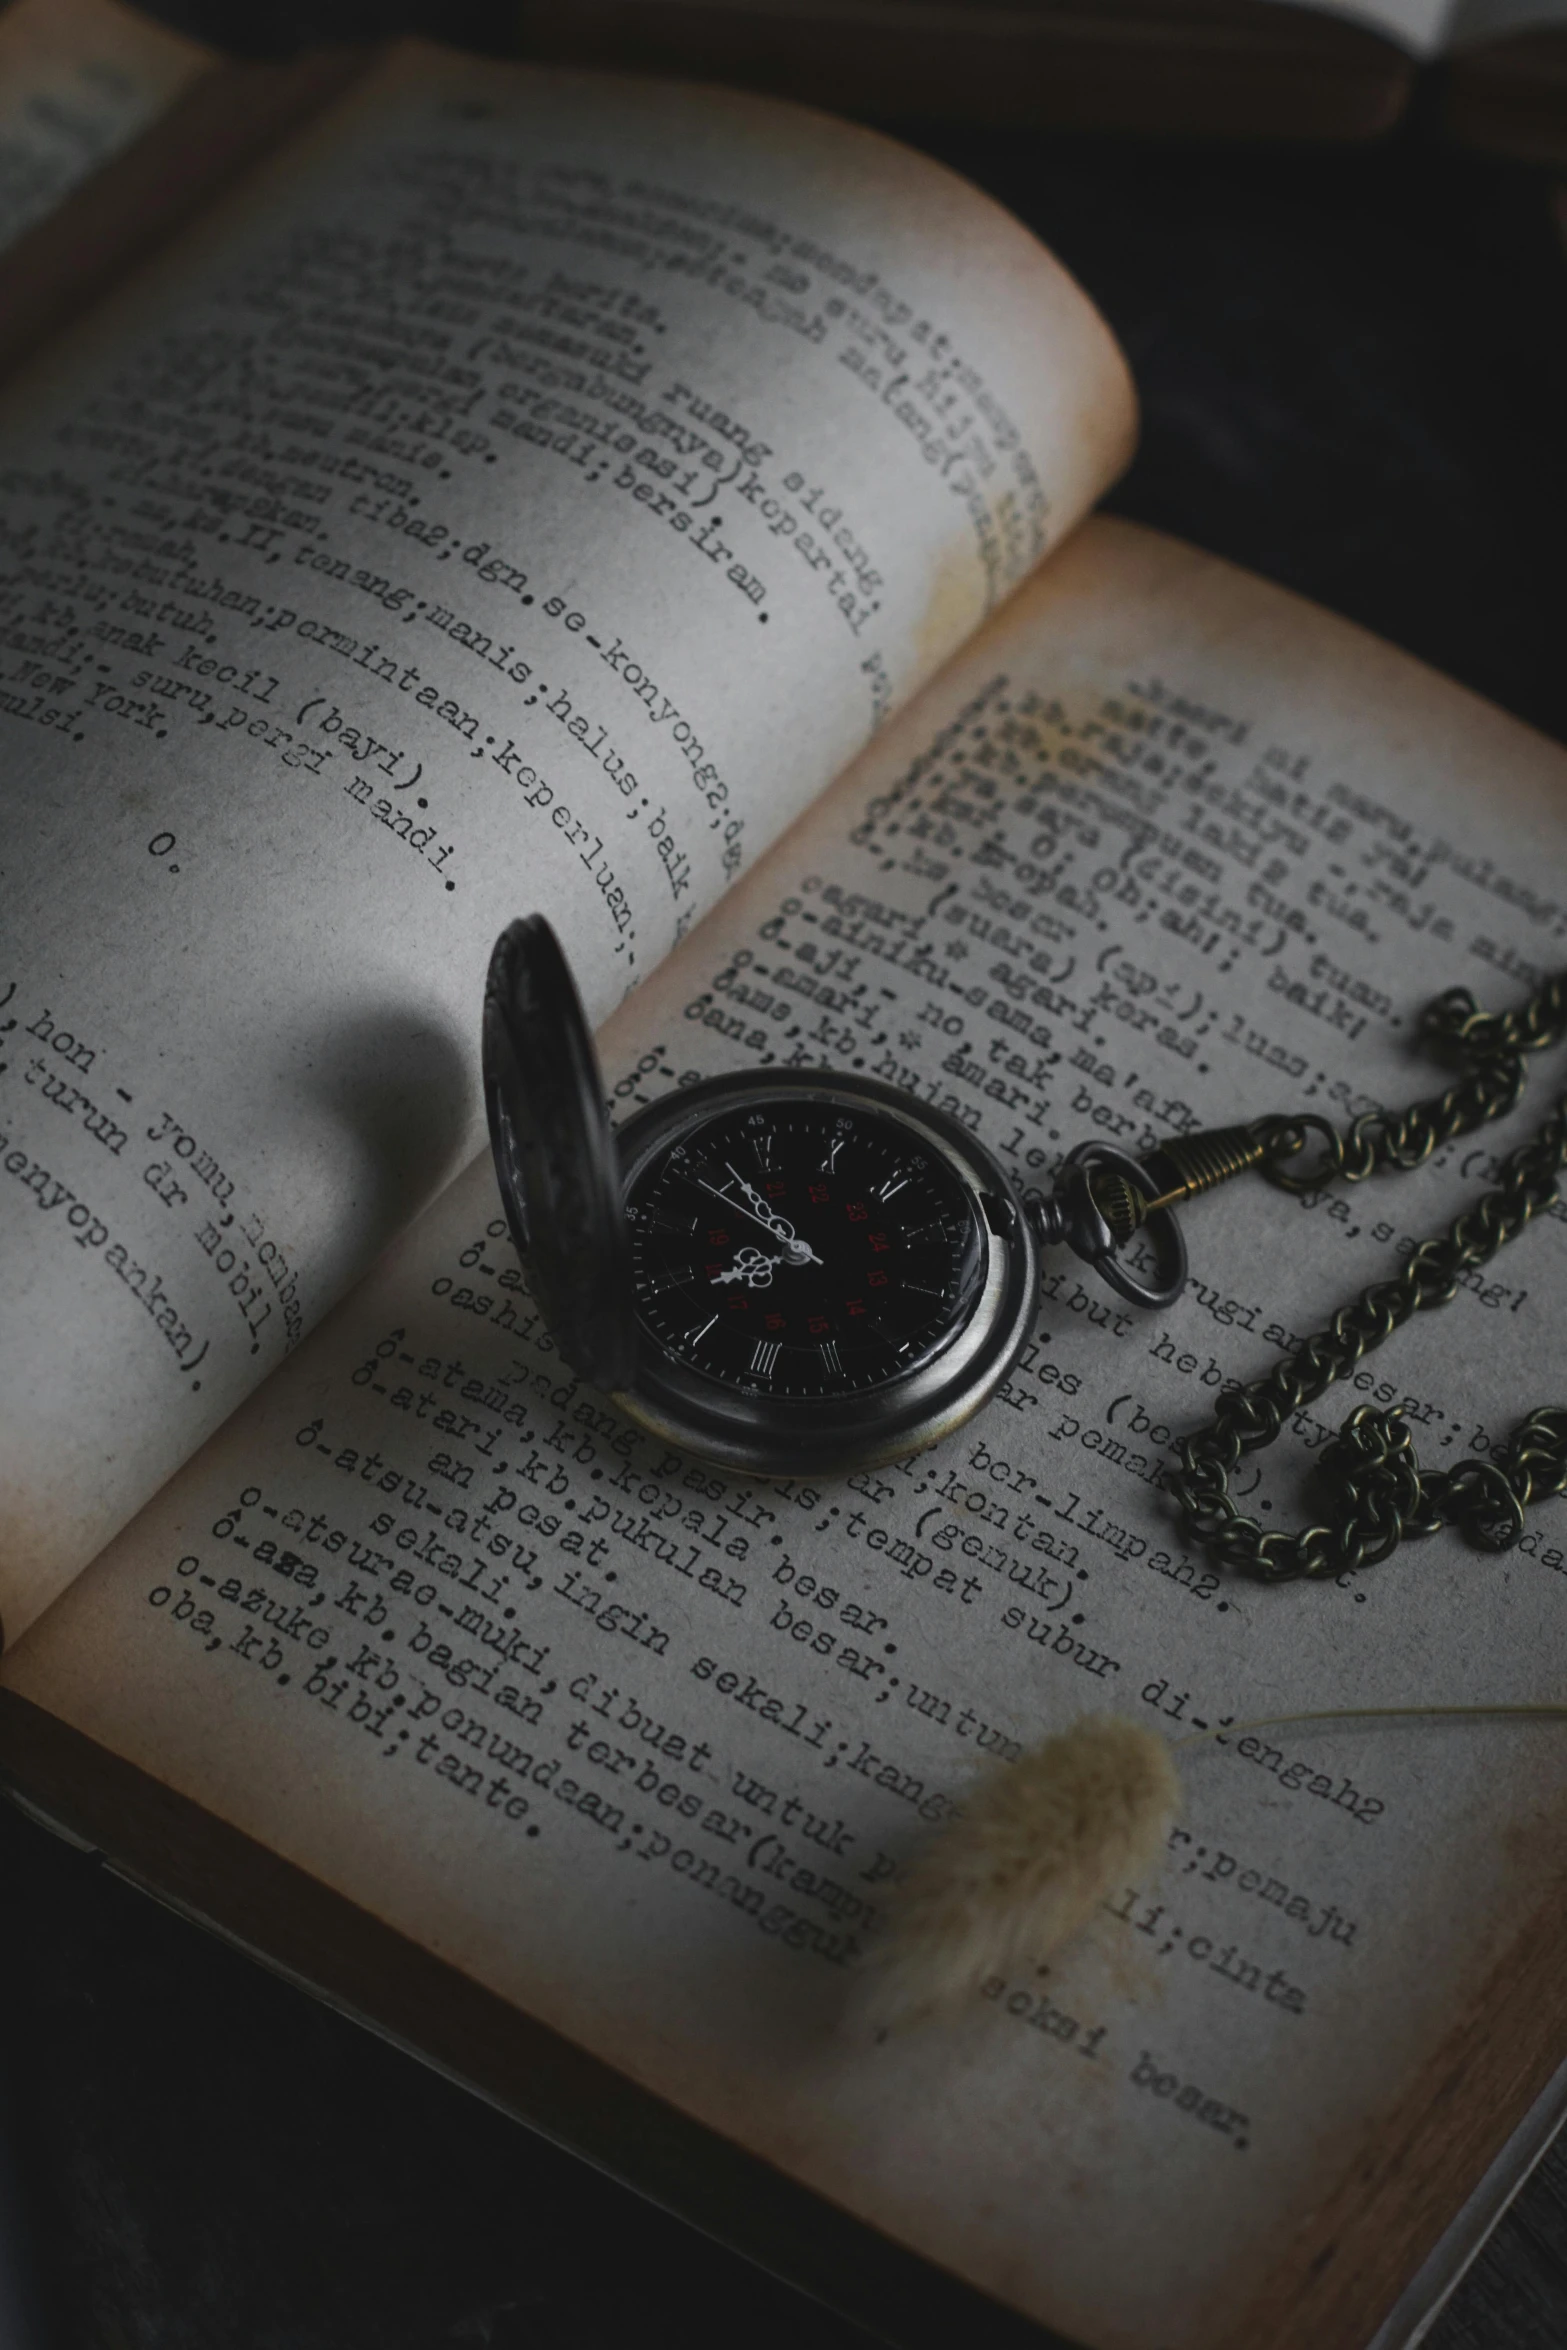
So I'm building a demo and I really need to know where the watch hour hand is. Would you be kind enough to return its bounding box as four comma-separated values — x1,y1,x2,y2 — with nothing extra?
710,1247,783,1289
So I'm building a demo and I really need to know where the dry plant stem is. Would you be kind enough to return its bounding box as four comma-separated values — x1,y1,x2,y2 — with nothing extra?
1176,1704,1567,1751
860,1717,1179,2029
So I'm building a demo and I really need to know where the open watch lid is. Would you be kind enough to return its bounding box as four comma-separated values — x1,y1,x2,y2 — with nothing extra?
482,916,636,1389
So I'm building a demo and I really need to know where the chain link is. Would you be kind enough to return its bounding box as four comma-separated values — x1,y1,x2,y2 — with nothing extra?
1169,971,1567,1582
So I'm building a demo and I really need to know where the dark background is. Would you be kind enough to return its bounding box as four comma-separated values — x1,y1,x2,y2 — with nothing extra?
5,8,1567,2343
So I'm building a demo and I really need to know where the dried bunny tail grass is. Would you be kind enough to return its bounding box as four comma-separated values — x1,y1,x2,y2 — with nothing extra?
859,1715,1179,2031
855,1701,1567,2035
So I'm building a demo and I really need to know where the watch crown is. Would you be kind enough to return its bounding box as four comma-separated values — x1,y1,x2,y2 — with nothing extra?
1083,1167,1146,1248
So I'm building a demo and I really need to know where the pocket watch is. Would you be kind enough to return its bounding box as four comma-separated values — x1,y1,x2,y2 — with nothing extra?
491,919,1567,1576
482,915,1195,1478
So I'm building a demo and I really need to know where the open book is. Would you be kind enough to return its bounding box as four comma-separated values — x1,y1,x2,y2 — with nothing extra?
4,36,1567,2350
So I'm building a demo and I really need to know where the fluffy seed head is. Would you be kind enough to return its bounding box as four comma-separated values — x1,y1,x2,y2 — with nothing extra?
860,1714,1180,2029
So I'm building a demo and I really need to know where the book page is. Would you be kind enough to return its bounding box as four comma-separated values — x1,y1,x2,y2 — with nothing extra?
0,43,1132,1639
12,518,1567,2348
0,0,209,250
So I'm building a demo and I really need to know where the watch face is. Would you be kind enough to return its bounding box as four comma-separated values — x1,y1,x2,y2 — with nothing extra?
626,1099,986,1399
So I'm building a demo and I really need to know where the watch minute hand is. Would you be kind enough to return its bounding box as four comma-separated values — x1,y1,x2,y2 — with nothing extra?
725,1162,794,1236
704,1168,824,1267
722,1164,827,1267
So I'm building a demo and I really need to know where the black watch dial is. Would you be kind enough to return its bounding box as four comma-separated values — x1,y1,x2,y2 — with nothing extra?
625,1099,985,1400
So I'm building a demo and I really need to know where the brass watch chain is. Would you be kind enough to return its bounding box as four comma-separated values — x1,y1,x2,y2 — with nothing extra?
1108,971,1567,1582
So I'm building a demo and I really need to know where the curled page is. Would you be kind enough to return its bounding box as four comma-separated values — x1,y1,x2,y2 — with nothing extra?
0,43,1133,1637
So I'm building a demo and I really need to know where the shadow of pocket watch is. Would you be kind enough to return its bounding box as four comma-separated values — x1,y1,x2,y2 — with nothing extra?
484,914,1209,1479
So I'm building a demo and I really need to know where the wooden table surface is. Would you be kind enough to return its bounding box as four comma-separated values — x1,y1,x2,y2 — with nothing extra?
4,44,1567,2348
